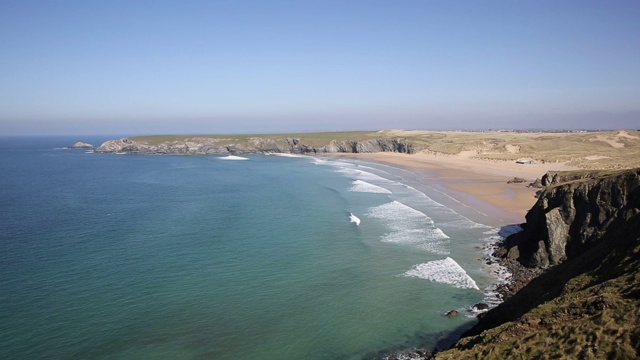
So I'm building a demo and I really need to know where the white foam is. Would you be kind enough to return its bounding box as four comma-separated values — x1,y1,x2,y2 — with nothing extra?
403,257,479,290
476,226,523,307
366,201,449,254
366,201,437,227
396,183,494,230
312,158,352,167
336,167,394,183
218,155,249,161
272,153,307,158
349,180,392,194
349,213,361,226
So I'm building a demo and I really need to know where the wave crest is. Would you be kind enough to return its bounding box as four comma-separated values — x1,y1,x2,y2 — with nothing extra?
218,155,249,161
366,201,449,254
403,257,479,290
350,180,392,194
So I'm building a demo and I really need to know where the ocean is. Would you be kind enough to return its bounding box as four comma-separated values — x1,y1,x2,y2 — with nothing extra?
0,136,514,359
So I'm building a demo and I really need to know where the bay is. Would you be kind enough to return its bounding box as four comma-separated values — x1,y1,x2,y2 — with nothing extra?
0,137,508,359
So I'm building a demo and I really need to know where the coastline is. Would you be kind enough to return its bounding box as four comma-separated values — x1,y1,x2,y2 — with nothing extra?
321,152,576,225
317,152,580,358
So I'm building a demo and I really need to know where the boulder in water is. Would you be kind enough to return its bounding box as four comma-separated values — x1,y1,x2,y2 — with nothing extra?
65,141,94,149
472,303,489,311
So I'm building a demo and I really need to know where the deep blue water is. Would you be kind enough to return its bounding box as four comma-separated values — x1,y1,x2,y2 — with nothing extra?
0,137,511,359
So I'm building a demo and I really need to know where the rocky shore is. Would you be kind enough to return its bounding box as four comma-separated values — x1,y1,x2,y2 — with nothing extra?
432,167,640,359
86,132,640,359
382,167,640,359
95,136,415,155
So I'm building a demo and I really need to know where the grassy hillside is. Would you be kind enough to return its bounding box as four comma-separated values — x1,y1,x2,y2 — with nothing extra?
378,130,640,169
132,131,379,147
435,213,640,359
131,130,640,169
432,166,640,360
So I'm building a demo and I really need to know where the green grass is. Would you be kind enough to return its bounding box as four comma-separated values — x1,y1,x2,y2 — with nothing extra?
127,129,640,169
434,212,640,360
132,131,379,146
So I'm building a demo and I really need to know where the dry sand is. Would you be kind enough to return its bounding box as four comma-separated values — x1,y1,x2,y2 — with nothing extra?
324,152,576,224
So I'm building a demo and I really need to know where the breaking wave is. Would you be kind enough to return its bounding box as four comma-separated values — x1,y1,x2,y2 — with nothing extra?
218,155,249,161
271,153,307,158
366,201,450,255
349,180,392,194
402,257,479,290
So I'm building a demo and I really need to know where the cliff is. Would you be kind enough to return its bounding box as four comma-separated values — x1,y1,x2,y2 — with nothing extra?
434,168,640,359
91,130,640,169
95,136,415,155
500,168,640,268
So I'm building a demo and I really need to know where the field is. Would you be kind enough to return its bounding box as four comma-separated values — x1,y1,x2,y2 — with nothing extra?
131,130,640,170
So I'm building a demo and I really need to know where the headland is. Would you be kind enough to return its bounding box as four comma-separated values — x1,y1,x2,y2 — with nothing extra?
95,129,640,223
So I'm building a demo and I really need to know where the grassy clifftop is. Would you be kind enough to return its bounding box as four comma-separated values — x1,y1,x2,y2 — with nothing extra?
131,131,379,147
436,215,640,359
434,168,640,359
128,130,640,169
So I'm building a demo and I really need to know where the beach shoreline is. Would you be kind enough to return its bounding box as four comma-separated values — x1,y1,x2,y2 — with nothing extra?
319,152,577,225
314,152,574,358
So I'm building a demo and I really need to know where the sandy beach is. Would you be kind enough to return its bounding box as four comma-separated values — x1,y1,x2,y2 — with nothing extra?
324,152,577,224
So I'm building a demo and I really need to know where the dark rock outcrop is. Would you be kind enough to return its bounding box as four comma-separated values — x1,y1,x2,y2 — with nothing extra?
471,303,489,311
435,168,640,359
507,177,527,184
445,310,459,318
540,169,614,186
527,178,543,188
498,168,640,268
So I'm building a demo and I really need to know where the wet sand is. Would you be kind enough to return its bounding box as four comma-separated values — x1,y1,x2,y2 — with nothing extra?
322,152,576,224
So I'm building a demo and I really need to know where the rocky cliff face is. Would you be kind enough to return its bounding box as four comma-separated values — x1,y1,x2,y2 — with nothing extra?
499,168,640,268
434,168,640,359
95,136,415,155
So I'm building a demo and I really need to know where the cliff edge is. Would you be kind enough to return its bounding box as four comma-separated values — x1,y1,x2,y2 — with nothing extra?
434,168,640,359
95,136,415,155
500,168,640,269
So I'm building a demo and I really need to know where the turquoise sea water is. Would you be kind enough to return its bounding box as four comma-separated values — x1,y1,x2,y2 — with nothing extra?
0,137,513,359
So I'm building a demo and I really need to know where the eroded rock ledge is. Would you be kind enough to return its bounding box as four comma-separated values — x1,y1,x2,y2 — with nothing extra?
95,136,415,155
499,168,640,268
433,167,640,359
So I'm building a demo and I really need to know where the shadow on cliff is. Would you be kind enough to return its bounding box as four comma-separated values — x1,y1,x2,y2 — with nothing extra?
364,223,527,359
362,321,479,360
456,211,640,348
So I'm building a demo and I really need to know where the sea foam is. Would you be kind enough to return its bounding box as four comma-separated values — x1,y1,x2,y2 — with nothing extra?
271,153,307,158
366,201,449,254
349,180,392,194
403,257,479,290
477,226,522,307
218,155,249,161
336,168,394,184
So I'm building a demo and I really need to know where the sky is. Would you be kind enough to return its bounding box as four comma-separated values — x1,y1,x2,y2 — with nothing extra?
1,0,639,135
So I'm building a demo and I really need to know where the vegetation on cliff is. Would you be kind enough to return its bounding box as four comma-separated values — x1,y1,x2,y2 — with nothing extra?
94,130,640,169
434,168,640,359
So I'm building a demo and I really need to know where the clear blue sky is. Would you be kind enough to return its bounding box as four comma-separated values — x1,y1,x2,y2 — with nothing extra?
1,0,639,135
